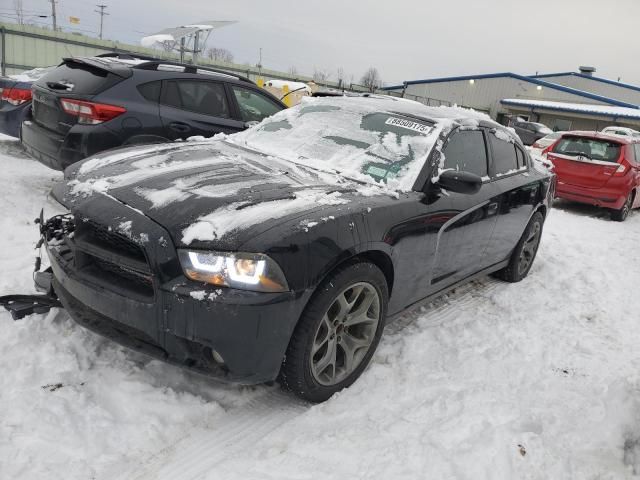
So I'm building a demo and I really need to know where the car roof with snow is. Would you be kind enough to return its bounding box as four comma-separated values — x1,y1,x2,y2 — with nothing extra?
559,130,640,144
315,94,506,129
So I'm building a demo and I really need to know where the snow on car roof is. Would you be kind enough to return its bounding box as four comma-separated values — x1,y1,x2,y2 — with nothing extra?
8,66,56,82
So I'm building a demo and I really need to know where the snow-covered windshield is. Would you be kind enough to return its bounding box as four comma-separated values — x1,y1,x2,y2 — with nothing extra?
229,98,438,189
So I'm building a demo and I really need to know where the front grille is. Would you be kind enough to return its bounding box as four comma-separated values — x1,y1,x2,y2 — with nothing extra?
74,218,154,299
92,257,153,290
84,219,146,262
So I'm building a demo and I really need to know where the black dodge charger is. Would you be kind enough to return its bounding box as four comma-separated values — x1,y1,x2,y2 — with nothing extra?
40,96,554,402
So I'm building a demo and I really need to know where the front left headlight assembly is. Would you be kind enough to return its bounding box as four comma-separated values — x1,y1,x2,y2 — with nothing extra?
178,250,289,293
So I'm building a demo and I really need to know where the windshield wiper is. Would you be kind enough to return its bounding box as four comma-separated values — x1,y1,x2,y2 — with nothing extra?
564,151,592,160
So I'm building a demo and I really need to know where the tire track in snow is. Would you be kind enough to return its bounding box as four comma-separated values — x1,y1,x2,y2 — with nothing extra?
113,388,308,480
115,277,503,480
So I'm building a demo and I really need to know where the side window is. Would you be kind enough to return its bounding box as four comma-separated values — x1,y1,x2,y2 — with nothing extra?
231,86,282,123
515,146,527,168
489,133,519,176
442,130,488,178
633,144,640,164
161,80,230,118
137,81,161,102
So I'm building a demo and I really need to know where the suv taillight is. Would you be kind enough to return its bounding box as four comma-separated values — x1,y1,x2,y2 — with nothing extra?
60,98,126,124
1,87,32,105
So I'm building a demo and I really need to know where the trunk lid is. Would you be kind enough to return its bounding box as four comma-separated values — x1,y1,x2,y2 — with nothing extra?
547,135,623,188
31,58,128,135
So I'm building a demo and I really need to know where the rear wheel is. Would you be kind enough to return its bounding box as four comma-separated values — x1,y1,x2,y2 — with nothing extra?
611,192,633,222
493,212,544,283
280,262,388,403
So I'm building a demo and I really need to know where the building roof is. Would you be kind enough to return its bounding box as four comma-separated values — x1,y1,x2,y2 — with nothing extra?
382,72,640,109
501,98,640,121
531,72,640,94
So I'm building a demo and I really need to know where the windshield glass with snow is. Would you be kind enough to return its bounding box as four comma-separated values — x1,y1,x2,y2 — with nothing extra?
230,99,436,188
552,137,621,162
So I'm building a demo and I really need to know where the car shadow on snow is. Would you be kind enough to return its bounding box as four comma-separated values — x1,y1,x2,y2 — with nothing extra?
552,198,616,220
0,137,31,159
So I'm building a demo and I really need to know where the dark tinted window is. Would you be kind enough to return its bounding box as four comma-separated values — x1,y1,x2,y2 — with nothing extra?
231,86,283,123
515,146,526,168
443,130,488,177
36,62,122,95
552,136,621,162
137,81,161,102
162,80,229,118
489,133,519,175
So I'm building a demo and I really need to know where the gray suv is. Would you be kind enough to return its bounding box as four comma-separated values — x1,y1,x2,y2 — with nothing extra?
21,53,286,170
512,120,553,146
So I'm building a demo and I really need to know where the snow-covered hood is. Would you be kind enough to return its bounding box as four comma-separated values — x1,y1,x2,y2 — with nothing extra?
63,141,376,249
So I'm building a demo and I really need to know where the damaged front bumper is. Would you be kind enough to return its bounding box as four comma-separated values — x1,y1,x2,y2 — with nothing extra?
22,199,308,385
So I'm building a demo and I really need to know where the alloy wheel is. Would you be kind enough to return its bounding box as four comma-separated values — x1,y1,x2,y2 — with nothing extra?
310,282,381,386
518,221,541,276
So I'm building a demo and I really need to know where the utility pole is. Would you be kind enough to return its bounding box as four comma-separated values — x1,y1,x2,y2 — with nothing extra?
49,0,57,31
257,47,263,74
95,4,109,39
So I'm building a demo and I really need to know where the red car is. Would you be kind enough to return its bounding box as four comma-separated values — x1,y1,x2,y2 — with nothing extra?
544,131,640,221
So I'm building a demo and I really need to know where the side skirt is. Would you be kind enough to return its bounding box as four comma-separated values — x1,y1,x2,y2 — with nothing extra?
387,259,509,323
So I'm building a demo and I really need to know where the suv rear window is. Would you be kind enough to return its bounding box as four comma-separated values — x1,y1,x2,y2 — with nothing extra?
552,136,621,162
36,62,122,95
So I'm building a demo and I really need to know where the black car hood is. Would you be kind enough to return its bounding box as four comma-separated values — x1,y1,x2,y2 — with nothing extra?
63,140,374,249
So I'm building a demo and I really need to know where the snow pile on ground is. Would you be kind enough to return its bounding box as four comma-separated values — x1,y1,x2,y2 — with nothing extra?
2,134,640,479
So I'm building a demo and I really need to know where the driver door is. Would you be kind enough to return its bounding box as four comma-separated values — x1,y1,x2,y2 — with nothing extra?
427,128,500,288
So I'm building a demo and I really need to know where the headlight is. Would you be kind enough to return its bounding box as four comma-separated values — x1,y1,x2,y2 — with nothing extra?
178,250,289,293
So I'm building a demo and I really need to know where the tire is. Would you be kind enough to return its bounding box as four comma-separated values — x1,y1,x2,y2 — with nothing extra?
611,191,633,222
280,261,389,403
493,212,544,283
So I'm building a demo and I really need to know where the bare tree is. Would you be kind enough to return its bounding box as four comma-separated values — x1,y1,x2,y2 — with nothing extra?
313,68,330,84
287,66,298,78
361,67,381,92
13,0,25,25
205,47,234,63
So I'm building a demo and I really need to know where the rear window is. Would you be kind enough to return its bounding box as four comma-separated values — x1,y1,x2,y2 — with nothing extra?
137,81,161,102
489,133,519,176
35,62,122,95
552,136,621,162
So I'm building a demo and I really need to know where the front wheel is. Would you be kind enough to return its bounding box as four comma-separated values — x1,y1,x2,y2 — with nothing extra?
611,192,633,222
280,262,388,403
493,211,544,283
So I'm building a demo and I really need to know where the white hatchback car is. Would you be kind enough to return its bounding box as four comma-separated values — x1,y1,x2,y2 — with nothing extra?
601,126,640,138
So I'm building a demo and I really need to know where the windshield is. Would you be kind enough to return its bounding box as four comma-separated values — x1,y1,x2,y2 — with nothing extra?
552,136,621,162
230,99,437,188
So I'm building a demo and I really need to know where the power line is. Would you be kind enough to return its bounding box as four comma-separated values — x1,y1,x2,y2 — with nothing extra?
95,4,108,39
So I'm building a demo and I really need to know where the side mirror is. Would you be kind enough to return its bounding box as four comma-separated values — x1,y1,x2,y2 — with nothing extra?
435,170,483,195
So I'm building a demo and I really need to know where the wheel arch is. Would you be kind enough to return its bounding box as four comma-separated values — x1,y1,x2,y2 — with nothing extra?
311,246,395,300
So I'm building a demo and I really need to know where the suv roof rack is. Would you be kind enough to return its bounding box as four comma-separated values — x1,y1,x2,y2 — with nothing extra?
133,60,254,84
95,52,164,62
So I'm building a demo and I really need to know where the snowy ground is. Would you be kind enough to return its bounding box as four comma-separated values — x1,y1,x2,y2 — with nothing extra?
2,134,640,479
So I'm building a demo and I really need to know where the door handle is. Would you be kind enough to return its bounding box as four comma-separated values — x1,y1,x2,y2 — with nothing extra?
487,202,499,215
169,122,191,133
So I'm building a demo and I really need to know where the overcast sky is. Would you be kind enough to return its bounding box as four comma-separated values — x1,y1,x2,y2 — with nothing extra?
5,0,640,86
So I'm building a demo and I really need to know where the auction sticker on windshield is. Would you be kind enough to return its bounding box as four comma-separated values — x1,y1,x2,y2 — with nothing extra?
385,117,431,134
